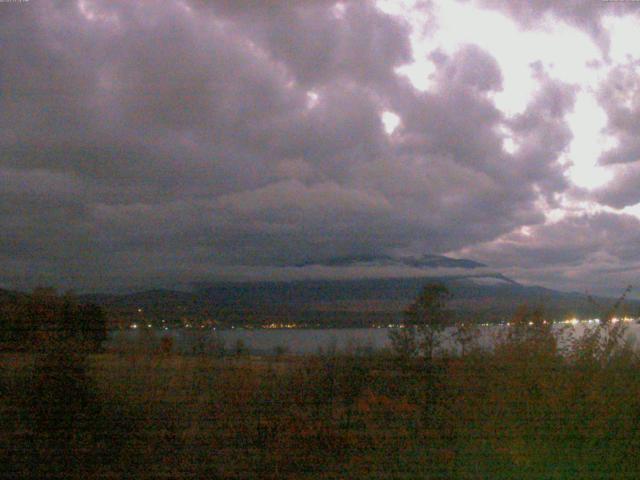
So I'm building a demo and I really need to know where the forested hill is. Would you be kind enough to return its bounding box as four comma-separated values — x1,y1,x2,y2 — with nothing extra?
71,276,640,327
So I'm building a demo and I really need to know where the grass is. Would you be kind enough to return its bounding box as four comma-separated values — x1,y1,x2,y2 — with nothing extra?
2,320,640,478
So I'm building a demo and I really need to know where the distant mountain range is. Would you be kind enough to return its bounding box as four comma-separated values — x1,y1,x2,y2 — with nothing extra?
2,253,638,327
74,273,639,327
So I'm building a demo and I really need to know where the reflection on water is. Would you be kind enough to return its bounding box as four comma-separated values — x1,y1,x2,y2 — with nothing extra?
107,322,640,355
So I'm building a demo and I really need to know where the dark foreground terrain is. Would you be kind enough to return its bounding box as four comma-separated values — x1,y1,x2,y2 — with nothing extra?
2,318,640,479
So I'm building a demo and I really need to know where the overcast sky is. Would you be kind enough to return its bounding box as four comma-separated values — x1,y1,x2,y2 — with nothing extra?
2,0,640,294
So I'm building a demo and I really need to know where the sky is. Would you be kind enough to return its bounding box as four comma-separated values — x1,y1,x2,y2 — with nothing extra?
1,0,640,295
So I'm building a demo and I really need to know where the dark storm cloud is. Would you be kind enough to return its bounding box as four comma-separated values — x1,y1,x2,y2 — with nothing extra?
598,62,640,166
0,0,580,290
460,211,640,295
203,0,412,91
507,65,577,201
595,163,640,209
592,62,640,208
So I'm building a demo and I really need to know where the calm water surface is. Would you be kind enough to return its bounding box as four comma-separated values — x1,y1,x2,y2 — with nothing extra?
108,322,640,355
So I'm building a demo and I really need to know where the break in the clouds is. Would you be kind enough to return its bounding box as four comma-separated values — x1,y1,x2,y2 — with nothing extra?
1,0,640,293
458,0,639,52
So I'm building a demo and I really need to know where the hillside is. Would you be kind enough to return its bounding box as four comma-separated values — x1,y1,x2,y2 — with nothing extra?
74,275,640,328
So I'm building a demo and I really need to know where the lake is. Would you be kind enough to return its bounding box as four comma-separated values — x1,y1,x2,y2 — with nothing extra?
107,321,640,355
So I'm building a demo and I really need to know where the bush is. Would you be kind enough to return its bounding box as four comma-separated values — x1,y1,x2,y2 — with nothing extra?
0,288,107,353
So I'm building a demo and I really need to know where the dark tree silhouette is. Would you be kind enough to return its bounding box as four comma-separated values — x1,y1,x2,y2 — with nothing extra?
390,283,452,359
0,289,107,352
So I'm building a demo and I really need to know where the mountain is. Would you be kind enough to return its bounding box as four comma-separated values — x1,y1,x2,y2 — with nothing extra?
3,257,631,327
76,274,640,328
294,254,487,269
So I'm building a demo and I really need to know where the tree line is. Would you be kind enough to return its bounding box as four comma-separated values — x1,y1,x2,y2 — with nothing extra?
0,287,107,352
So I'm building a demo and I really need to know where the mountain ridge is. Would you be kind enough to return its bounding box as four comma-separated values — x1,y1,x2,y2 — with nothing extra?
72,274,639,326
294,253,487,269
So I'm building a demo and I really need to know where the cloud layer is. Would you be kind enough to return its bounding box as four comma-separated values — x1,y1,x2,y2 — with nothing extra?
1,0,639,293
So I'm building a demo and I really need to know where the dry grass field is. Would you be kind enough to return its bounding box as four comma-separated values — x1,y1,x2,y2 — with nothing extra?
3,318,640,479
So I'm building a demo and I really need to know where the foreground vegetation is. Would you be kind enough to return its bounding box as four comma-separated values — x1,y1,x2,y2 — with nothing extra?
2,311,640,478
2,286,640,478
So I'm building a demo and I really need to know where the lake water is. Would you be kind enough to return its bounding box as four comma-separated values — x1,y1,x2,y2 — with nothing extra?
107,322,640,355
